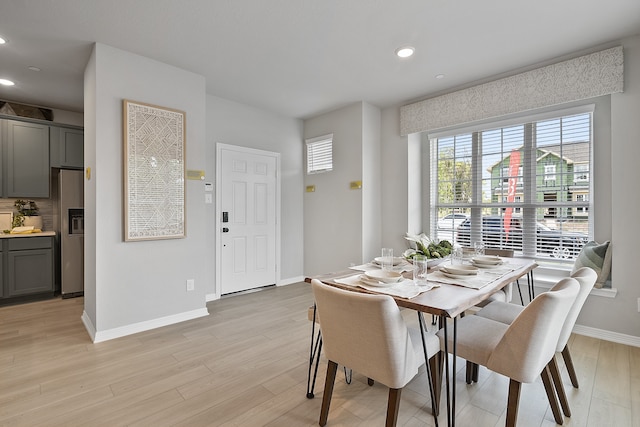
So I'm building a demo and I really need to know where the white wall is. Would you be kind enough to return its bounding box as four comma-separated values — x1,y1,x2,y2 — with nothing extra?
380,105,410,252
84,43,208,341
361,102,381,263
204,94,304,298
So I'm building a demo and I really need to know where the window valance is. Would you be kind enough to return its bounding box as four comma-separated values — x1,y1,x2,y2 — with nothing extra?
400,46,623,136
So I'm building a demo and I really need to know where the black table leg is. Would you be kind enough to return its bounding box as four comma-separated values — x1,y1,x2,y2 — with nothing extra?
418,312,439,426
306,305,322,399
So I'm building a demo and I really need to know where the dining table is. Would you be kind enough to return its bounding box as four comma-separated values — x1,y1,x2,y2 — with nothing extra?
305,256,538,427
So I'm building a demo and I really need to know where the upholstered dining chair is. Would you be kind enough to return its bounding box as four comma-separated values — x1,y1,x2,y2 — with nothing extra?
473,267,597,417
437,277,579,427
310,279,440,427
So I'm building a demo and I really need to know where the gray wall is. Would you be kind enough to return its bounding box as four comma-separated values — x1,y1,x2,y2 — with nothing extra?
204,94,304,298
303,102,382,276
85,43,208,338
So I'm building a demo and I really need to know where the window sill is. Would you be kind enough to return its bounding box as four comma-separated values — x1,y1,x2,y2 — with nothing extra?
531,262,617,298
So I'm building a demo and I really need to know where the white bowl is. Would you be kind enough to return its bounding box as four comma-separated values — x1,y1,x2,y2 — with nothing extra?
440,265,478,275
364,269,403,283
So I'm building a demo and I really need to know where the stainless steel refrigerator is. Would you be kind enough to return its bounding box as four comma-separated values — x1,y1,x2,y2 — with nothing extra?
58,169,84,297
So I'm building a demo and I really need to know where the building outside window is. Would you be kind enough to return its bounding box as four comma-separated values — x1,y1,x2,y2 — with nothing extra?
431,106,592,260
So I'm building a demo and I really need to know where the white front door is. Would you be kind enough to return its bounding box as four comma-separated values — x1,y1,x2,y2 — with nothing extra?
217,144,278,295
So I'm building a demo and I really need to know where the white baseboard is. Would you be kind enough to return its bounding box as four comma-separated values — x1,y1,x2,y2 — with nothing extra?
278,276,305,286
81,311,96,342
572,324,640,348
206,293,218,302
87,308,210,343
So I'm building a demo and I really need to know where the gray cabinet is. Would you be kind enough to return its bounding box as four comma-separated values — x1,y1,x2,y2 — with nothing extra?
50,126,83,169
1,119,50,198
3,237,54,298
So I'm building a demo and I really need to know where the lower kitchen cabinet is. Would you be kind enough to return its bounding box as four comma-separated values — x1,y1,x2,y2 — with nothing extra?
1,236,54,301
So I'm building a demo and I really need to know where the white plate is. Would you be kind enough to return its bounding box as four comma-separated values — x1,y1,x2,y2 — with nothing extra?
364,269,403,283
472,255,503,265
360,275,397,288
440,265,478,275
440,271,471,280
471,260,501,269
373,256,404,266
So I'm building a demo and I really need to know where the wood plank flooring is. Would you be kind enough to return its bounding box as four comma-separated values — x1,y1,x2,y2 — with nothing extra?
0,283,637,426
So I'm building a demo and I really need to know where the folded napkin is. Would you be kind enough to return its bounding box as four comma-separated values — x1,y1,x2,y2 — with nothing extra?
335,274,439,299
428,262,516,289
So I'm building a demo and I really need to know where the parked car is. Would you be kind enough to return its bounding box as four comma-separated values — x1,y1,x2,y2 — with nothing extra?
456,215,588,259
437,213,469,230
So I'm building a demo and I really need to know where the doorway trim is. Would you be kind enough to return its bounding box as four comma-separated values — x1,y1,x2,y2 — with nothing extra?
215,143,281,299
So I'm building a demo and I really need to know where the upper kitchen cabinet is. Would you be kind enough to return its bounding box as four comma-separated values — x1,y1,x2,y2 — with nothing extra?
50,126,83,169
1,119,50,198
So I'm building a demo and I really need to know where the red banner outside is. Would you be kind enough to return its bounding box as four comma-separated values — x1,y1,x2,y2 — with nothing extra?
503,150,521,241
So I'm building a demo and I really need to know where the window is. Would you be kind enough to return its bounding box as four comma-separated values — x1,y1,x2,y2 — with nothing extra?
544,165,556,181
430,106,592,261
574,164,589,182
306,134,333,174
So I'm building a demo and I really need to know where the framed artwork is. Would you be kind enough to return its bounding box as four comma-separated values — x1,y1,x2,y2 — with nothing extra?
123,100,186,241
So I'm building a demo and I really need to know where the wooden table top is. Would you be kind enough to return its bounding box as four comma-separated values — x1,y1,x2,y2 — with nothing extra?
306,258,537,318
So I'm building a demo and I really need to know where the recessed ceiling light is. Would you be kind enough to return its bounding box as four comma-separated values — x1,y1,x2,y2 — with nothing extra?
28,66,41,72
395,46,415,58
0,36,6,44
0,79,15,86
435,74,445,79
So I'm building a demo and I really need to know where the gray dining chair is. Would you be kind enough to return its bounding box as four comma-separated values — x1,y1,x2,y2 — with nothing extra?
437,277,579,427
311,279,440,427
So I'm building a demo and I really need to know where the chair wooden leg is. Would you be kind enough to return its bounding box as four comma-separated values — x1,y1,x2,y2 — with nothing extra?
561,345,579,388
506,379,521,427
386,388,402,427
319,360,338,427
548,356,571,417
472,362,479,382
541,365,564,425
466,361,473,384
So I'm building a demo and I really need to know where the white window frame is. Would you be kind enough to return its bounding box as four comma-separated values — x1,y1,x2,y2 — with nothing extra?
305,133,333,174
428,104,594,262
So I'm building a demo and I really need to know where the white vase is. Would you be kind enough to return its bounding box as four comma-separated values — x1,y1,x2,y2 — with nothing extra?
23,216,43,230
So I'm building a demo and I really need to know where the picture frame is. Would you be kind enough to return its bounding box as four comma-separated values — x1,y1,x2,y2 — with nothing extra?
123,100,186,241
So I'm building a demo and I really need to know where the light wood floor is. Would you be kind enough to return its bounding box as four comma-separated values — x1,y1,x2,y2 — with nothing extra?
0,283,638,426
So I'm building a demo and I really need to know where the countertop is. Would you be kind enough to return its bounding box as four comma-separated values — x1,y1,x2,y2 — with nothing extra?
0,231,56,239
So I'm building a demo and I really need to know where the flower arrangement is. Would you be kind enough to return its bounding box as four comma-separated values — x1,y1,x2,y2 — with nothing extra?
403,232,453,260
12,199,40,228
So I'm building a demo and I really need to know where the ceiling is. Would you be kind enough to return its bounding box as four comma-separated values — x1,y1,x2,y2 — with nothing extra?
1,1,639,119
